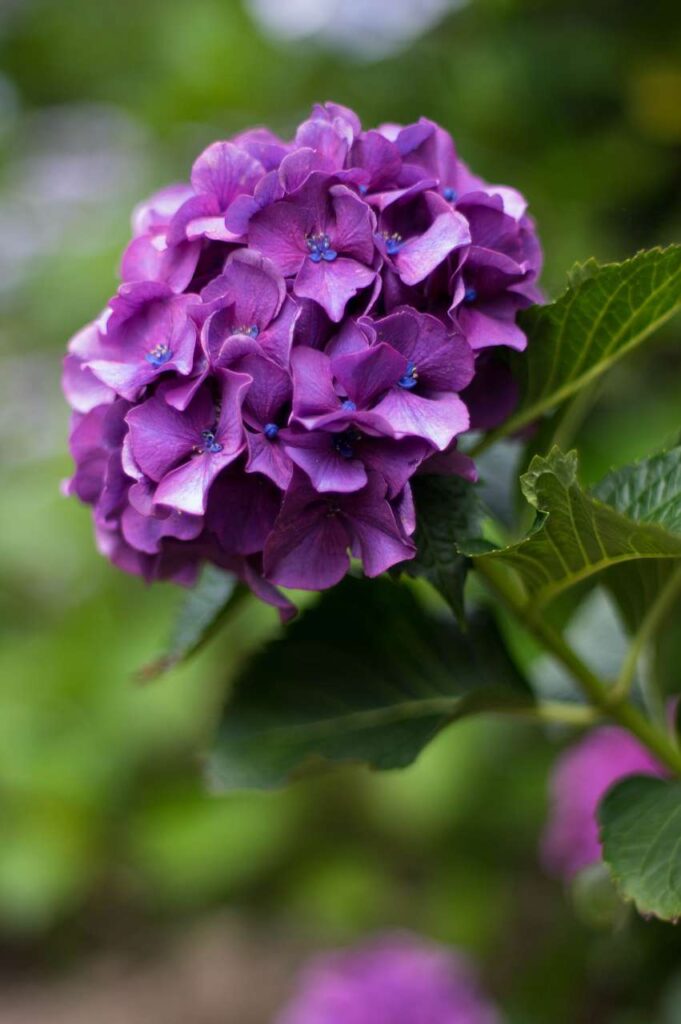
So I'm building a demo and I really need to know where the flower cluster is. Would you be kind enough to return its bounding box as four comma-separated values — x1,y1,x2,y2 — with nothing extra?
63,102,541,611
277,932,502,1024
541,726,665,881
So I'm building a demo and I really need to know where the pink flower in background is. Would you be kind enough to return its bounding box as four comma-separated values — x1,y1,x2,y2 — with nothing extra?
277,932,502,1024
541,726,666,880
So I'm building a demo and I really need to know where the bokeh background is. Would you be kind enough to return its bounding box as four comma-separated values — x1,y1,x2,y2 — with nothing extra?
1,1,681,1021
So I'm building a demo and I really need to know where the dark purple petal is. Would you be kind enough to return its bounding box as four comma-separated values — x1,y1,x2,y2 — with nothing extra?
331,342,407,409
282,428,368,494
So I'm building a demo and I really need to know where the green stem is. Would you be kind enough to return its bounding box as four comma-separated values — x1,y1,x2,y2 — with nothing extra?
475,559,681,775
610,564,681,705
507,701,601,726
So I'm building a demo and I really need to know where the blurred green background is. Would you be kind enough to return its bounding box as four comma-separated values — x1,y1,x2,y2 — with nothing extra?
1,1,681,1021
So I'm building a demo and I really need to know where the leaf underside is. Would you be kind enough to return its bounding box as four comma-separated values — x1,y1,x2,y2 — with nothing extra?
138,565,240,680
207,576,531,790
405,474,486,621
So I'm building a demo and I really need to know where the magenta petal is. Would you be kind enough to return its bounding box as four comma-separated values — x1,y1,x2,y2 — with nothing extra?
202,249,286,329
121,501,202,555
126,392,212,482
372,388,469,450
154,453,230,516
191,141,263,209
62,354,115,414
290,347,338,421
396,209,470,286
457,305,527,351
249,201,309,276
294,257,376,323
329,185,376,263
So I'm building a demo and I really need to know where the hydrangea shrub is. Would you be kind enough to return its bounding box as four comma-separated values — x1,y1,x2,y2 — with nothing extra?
62,102,681,925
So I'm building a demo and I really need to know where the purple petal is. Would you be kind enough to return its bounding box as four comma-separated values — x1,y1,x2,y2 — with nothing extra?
190,141,263,209
207,470,281,555
282,428,368,493
126,389,214,482
246,430,293,490
264,474,352,590
331,342,407,410
395,209,470,286
294,257,376,323
329,185,376,263
201,249,286,330
341,474,416,576
249,200,309,276
290,347,338,422
372,388,469,450
62,353,115,414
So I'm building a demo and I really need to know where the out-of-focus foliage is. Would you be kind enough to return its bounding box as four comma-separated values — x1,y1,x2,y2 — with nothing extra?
1,1,681,1021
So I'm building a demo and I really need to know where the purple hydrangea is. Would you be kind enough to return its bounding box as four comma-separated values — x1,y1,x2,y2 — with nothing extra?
541,726,666,880
62,103,541,613
277,933,502,1024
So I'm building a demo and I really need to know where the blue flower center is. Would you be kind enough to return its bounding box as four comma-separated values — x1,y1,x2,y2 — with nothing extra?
232,324,259,338
145,343,172,367
443,186,457,202
334,430,359,460
306,233,338,263
358,184,369,196
200,428,223,454
341,399,357,411
398,361,418,390
383,232,403,256
263,422,279,441
464,286,478,304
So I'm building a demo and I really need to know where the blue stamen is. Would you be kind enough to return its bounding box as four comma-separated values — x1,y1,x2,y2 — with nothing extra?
200,428,223,454
358,184,369,196
145,343,172,368
306,233,338,263
398,361,418,390
334,431,357,460
263,422,279,440
383,232,403,256
464,286,478,304
443,186,457,202
232,324,260,338
341,399,357,412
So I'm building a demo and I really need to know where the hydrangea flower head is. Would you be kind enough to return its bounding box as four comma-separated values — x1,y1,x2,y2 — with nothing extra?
277,932,502,1024
63,103,541,611
541,726,666,880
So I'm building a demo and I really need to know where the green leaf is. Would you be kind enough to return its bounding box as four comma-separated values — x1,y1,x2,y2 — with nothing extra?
138,565,242,680
467,446,681,608
404,475,486,620
598,775,681,922
207,577,531,790
483,246,681,445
